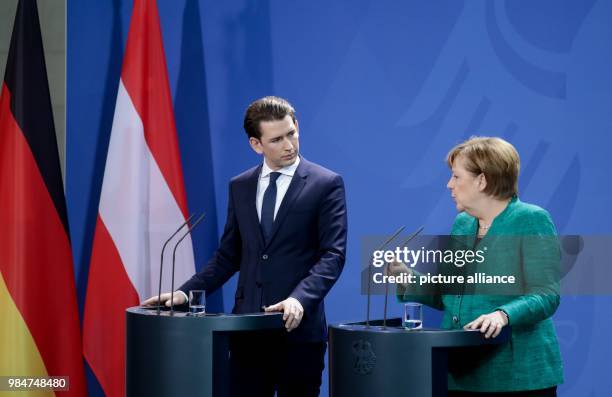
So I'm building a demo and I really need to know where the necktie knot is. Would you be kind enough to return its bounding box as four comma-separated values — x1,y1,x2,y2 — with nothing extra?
269,172,281,183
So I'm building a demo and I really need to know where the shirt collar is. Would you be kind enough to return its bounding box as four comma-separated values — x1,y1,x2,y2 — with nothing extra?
261,156,300,179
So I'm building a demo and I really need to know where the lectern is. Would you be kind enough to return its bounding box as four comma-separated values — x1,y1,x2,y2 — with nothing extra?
126,307,283,397
329,318,511,397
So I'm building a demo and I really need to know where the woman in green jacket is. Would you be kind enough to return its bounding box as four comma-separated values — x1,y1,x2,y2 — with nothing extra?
390,137,563,396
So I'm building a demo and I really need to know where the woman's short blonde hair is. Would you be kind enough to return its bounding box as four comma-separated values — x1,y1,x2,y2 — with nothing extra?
446,136,520,200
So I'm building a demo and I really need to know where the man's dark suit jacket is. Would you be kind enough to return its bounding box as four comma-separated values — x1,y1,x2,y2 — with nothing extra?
179,157,347,342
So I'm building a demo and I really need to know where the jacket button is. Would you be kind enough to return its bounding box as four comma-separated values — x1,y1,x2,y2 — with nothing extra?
452,316,459,324
262,254,268,260
256,282,262,288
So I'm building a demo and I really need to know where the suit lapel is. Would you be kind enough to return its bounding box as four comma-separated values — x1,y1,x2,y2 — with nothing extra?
265,159,308,248
245,164,265,247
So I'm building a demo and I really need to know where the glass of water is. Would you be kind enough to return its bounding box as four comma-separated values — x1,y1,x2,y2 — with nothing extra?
403,302,422,329
189,290,206,314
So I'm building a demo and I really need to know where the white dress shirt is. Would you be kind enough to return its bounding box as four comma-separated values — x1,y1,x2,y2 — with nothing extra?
256,156,300,221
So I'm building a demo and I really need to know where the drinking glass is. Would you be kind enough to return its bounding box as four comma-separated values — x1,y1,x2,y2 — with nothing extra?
403,302,422,329
189,290,206,314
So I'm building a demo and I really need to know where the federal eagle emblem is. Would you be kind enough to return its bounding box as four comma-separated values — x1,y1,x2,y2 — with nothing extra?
352,339,376,375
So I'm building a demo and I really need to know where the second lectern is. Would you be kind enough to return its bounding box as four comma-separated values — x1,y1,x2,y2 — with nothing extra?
329,318,511,397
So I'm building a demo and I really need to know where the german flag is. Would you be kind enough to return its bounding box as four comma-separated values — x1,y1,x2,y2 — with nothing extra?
0,1,86,395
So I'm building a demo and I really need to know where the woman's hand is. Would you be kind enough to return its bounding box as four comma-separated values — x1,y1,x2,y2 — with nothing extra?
387,260,412,294
387,259,411,277
464,310,509,339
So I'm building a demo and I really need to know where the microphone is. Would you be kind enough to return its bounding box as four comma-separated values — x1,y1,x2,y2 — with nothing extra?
366,225,405,327
156,214,195,315
382,225,425,328
170,212,206,315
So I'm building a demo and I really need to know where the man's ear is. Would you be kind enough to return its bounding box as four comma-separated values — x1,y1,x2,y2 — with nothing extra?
249,137,263,155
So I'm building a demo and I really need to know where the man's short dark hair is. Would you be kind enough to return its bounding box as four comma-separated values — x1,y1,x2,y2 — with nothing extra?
243,96,297,139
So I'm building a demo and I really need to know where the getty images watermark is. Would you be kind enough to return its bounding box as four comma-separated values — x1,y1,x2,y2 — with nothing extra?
361,234,612,296
370,243,517,287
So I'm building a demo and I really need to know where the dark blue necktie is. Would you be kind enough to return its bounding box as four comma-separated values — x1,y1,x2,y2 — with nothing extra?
261,172,281,243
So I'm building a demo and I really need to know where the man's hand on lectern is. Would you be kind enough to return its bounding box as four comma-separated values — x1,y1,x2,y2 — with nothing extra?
141,292,187,307
264,297,304,332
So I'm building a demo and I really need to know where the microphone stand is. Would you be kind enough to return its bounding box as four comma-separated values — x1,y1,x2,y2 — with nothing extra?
366,226,405,327
170,213,206,316
156,214,195,315
382,225,425,329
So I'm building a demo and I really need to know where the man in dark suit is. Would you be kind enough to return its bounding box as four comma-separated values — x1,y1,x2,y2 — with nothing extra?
144,96,347,396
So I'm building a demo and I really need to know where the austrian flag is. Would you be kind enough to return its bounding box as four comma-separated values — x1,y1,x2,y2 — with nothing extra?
83,1,196,396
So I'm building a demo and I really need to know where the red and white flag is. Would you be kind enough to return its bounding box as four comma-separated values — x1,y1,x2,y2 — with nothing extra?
83,1,195,395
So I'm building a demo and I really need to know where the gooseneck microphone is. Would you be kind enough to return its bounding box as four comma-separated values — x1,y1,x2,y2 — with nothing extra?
366,226,405,327
382,225,425,328
170,212,206,315
156,214,195,315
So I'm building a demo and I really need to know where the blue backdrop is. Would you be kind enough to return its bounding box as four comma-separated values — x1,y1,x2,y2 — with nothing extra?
67,1,612,396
